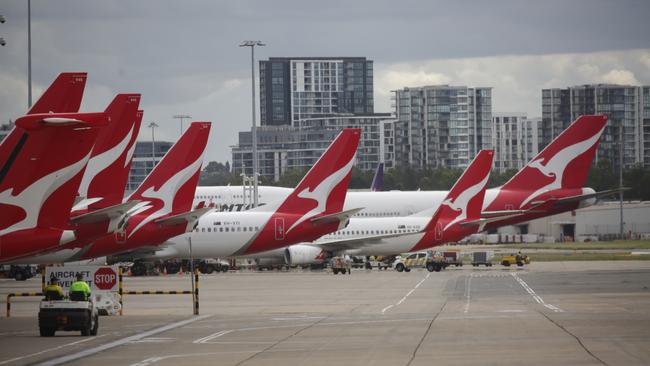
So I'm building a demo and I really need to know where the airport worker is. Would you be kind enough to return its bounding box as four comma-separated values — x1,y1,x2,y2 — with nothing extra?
44,277,64,300
69,273,91,301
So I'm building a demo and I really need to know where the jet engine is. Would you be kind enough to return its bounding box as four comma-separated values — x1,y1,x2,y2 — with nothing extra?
284,245,327,266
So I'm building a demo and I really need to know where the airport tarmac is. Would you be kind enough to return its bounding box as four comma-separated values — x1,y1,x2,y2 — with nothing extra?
1,261,649,366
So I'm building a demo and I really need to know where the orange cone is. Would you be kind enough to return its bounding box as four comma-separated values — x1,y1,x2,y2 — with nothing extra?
163,266,168,276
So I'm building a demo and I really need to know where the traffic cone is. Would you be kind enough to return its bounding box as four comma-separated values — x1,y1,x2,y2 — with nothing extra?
178,266,184,276
127,268,132,277
163,266,168,276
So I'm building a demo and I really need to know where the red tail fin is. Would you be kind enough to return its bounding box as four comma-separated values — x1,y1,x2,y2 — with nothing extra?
28,72,87,114
272,128,360,228
0,112,106,235
78,94,142,208
488,115,608,210
426,150,494,232
129,122,211,215
238,128,360,255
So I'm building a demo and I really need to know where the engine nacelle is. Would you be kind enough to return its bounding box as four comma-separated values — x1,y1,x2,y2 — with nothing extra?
284,245,326,266
578,187,597,209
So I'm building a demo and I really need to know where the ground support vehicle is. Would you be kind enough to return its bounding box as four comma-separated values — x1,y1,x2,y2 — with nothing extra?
364,256,390,270
38,299,98,337
195,259,230,274
331,256,352,275
471,251,493,267
0,265,36,281
393,251,448,273
501,253,531,267
443,251,463,267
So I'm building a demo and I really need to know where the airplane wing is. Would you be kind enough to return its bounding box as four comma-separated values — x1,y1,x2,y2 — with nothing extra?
70,201,142,224
313,230,422,252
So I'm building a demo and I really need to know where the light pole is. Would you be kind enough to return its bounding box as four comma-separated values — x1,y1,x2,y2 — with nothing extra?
0,14,6,47
619,123,624,239
239,40,265,207
148,122,159,171
173,114,191,136
27,0,32,108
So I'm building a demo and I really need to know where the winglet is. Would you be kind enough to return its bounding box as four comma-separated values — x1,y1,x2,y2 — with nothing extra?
28,72,87,114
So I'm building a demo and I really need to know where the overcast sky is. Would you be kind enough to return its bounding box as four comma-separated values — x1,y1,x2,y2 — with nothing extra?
1,0,649,163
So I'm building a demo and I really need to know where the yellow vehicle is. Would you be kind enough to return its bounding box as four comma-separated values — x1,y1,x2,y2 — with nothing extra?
501,253,530,267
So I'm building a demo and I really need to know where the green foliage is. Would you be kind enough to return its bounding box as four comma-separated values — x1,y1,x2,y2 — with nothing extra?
273,167,310,187
199,161,239,186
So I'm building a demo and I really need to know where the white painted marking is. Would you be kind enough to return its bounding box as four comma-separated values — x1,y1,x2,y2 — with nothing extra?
497,309,526,313
381,273,430,314
130,337,176,344
34,315,212,366
0,335,108,365
464,274,473,313
511,273,563,313
193,330,232,344
271,316,324,321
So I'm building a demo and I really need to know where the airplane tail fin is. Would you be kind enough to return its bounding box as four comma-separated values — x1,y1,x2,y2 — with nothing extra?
0,112,107,234
129,122,211,215
77,94,142,209
371,162,384,192
268,128,360,222
501,115,608,192
28,72,87,114
424,150,494,233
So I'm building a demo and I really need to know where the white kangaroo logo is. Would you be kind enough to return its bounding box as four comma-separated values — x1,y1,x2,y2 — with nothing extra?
285,154,355,234
441,172,490,231
519,125,605,208
0,152,91,235
126,152,204,238
78,124,135,198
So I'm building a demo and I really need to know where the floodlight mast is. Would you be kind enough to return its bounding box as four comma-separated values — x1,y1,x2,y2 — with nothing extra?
239,40,265,207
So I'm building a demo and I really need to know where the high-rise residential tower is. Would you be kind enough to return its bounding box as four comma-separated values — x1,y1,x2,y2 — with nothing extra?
389,85,492,169
259,57,374,126
542,84,650,169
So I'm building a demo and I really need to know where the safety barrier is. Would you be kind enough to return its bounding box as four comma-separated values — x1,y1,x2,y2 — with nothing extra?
119,268,199,315
6,267,199,317
6,292,43,317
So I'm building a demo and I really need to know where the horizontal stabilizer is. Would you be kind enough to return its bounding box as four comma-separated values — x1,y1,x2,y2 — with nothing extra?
154,207,213,228
310,208,364,226
71,201,142,224
556,187,629,205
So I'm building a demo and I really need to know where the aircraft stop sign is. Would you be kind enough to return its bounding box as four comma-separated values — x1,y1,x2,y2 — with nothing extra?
94,267,117,290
